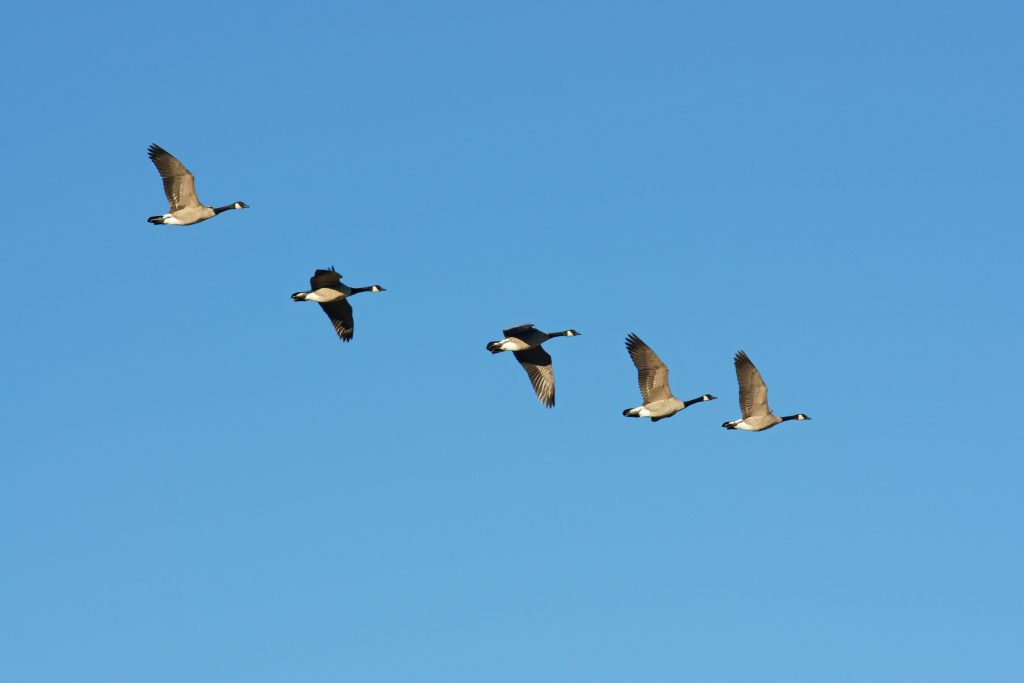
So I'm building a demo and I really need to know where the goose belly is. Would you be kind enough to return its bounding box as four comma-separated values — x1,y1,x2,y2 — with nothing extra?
304,288,346,303
498,338,532,352
644,399,684,419
734,416,779,431
170,207,215,225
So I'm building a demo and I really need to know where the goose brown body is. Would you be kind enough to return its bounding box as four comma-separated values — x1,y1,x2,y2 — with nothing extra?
722,351,810,431
486,324,580,408
291,267,386,342
146,143,248,225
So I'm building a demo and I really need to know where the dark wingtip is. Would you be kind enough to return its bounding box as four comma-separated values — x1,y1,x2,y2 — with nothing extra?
625,332,645,351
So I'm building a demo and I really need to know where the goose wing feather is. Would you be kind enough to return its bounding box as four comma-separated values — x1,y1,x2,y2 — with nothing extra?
734,350,772,418
310,269,343,290
502,323,535,338
148,144,202,211
513,345,555,408
626,333,673,403
320,299,354,342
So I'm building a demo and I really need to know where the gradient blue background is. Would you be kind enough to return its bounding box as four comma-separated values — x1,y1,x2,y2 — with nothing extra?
3,2,1023,681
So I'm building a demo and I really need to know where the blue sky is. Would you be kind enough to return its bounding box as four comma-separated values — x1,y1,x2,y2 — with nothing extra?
3,1,1023,681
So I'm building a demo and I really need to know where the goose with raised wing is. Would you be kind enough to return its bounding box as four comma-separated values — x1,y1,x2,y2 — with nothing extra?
486,324,580,408
291,267,385,342
622,333,715,422
722,350,810,431
146,143,249,225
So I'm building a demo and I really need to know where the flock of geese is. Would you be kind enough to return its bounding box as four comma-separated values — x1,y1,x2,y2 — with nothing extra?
146,143,811,432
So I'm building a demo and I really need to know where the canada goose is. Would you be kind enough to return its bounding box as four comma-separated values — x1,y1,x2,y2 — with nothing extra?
722,350,810,431
486,324,580,408
622,333,715,422
291,267,385,342
146,143,249,225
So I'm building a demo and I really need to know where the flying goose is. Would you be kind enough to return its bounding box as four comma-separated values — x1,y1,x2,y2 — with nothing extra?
622,333,715,422
146,143,249,225
291,267,386,342
722,350,810,431
486,324,580,408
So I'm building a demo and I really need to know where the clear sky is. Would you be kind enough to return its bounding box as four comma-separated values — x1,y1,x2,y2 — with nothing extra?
3,1,1023,681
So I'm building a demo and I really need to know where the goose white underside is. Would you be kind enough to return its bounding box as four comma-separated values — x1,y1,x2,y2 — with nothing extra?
498,339,530,352
725,419,758,431
160,214,186,225
625,406,664,418
303,289,346,303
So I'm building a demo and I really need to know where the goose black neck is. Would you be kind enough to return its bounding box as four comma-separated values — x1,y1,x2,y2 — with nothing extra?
349,286,375,294
683,396,706,408
780,414,803,421
550,330,572,337
213,204,238,215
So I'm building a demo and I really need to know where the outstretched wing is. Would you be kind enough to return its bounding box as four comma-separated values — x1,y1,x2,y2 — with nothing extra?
319,299,354,342
513,345,555,408
502,323,535,338
625,333,673,403
148,144,201,211
310,268,343,290
734,350,771,417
